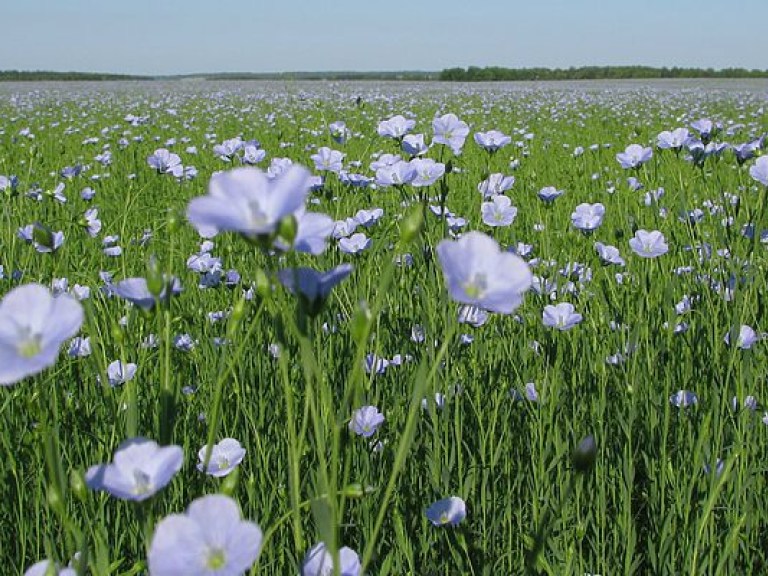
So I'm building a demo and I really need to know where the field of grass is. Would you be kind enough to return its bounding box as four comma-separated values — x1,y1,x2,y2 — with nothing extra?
1,79,767,575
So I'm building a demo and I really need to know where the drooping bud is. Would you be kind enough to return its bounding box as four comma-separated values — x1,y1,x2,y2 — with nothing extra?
572,435,597,474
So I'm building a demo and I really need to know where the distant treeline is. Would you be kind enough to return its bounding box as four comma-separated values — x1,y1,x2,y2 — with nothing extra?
4,67,768,83
0,70,150,81
0,70,439,82
439,66,768,81
179,71,440,81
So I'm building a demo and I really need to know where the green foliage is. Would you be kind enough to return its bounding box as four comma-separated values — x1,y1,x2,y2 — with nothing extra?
0,80,767,574
439,65,768,81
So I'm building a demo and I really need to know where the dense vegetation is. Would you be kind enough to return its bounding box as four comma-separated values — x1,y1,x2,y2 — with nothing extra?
1,80,768,575
4,66,768,83
439,65,768,81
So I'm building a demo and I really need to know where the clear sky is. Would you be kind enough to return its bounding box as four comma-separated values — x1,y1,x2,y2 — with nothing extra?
3,0,767,75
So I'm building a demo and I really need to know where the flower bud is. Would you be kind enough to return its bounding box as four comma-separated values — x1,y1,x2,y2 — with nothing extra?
400,207,423,243
70,469,87,502
278,214,298,246
32,223,54,250
221,467,240,497
572,435,597,473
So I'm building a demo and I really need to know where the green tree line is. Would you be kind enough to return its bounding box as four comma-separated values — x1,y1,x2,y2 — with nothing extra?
0,70,150,81
439,66,768,81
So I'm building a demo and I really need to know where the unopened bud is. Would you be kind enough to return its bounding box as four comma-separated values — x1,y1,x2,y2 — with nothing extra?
254,269,271,300
221,467,240,496
146,257,164,298
32,223,54,249
278,215,298,246
400,207,423,243
350,301,373,344
70,469,87,502
342,483,365,499
572,435,597,473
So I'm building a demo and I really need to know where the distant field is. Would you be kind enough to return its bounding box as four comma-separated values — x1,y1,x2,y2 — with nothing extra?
1,79,767,575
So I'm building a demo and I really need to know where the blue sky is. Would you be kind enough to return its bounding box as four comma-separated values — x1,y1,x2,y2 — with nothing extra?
3,0,767,74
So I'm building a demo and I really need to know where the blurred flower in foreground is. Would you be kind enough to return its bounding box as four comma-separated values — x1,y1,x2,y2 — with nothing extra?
24,561,76,576
113,276,182,311
0,284,83,386
85,437,183,501
278,264,353,309
436,231,532,314
750,155,768,187
426,496,466,527
302,542,361,576
187,166,311,239
149,494,263,576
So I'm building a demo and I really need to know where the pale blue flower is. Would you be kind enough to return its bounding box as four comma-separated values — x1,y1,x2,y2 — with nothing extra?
537,186,564,203
24,561,76,576
542,302,583,331
349,405,385,437
187,166,312,239
481,195,517,227
85,437,183,501
302,542,361,576
657,128,690,150
147,148,181,173
375,160,417,187
594,242,625,266
724,325,759,349
571,203,605,232
149,494,263,576
338,232,371,254
278,264,353,304
197,438,246,477
477,173,515,197
437,232,532,314
410,158,445,187
432,113,470,154
426,496,466,527
616,144,653,169
474,130,511,152
377,115,416,139
749,155,768,187
670,390,698,408
107,360,137,387
0,284,83,386
629,229,668,258
311,147,345,173
402,133,428,156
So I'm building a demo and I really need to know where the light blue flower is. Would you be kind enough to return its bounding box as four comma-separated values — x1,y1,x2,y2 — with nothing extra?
0,284,83,386
302,542,361,576
85,437,183,501
426,496,466,527
149,494,263,575
436,231,532,314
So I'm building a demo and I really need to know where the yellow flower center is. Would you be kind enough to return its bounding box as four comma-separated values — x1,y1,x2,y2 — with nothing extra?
206,548,227,570
17,337,42,358
463,274,488,300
